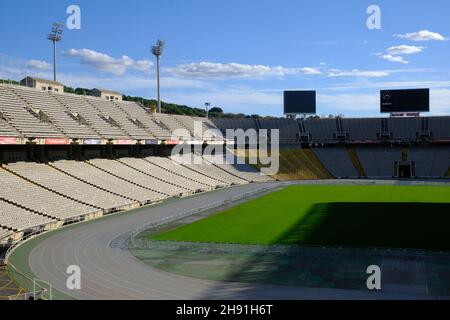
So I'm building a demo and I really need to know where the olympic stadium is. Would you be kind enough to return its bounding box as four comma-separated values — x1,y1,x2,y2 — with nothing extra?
0,80,449,300
1,1,450,302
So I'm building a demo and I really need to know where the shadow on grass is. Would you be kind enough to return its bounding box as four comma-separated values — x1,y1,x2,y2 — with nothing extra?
201,202,450,298
276,202,450,251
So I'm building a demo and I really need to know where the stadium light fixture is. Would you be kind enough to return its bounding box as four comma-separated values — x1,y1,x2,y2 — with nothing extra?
205,102,211,119
47,22,64,82
152,39,165,113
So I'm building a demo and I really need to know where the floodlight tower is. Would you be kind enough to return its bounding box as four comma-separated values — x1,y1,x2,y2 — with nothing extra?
47,22,64,82
152,39,165,113
205,102,211,119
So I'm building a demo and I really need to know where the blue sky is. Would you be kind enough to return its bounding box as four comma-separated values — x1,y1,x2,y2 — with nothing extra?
1,0,449,117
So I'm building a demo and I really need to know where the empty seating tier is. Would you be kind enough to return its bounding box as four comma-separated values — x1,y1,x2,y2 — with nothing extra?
52,160,163,204
85,98,150,140
259,119,299,144
10,86,99,139
214,161,273,183
172,115,200,138
428,117,450,140
0,167,98,220
409,147,450,178
6,162,133,212
145,156,226,188
192,117,222,140
88,158,186,198
212,118,258,133
0,118,18,137
52,92,130,140
388,117,421,141
2,84,450,144
184,154,248,185
356,147,401,178
313,147,359,178
0,86,63,138
302,119,337,142
341,118,379,141
118,102,172,139
0,199,56,232
118,157,211,193
153,113,189,134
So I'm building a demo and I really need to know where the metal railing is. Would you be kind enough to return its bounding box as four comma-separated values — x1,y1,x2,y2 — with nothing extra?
1,229,44,265
0,213,89,265
113,184,280,249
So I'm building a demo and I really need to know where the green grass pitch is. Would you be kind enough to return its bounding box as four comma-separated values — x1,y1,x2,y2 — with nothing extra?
152,185,450,251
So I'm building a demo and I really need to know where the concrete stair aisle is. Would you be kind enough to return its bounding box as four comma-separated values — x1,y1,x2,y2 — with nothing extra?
276,150,305,180
301,149,334,179
402,147,409,162
348,147,367,178
284,149,315,180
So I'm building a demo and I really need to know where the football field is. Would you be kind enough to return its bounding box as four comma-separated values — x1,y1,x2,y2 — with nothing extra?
153,185,450,251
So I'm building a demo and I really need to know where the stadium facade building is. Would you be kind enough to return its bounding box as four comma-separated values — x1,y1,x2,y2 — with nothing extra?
89,88,123,102
19,77,64,93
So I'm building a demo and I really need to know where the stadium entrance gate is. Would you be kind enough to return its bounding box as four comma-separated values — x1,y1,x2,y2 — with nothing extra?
396,161,414,179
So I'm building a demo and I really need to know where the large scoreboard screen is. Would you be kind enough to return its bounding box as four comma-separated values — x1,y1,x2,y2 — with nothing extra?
284,91,317,114
380,89,430,113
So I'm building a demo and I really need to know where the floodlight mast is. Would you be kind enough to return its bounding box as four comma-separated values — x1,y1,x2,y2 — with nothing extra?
47,22,64,82
205,102,211,119
152,39,165,113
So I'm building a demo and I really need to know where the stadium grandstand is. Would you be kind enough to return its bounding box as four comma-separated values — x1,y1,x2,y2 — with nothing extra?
1,79,450,266
0,80,276,249
2,0,450,305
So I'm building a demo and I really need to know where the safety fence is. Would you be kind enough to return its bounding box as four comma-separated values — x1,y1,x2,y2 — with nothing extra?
110,184,283,250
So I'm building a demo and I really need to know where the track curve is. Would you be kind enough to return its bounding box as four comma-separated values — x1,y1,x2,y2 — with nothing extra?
28,183,289,300
20,181,440,300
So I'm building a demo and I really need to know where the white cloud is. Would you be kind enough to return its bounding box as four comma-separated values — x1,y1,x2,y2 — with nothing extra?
63,48,153,75
27,59,52,70
301,67,322,75
431,89,450,115
133,60,153,72
0,63,207,95
381,55,409,64
395,30,448,42
328,69,390,78
386,45,425,55
166,62,321,79
324,79,450,91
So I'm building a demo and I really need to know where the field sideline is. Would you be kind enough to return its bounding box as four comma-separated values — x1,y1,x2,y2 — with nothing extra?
153,185,450,250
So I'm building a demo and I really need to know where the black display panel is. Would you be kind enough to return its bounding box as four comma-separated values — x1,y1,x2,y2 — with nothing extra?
380,89,430,113
284,91,316,114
